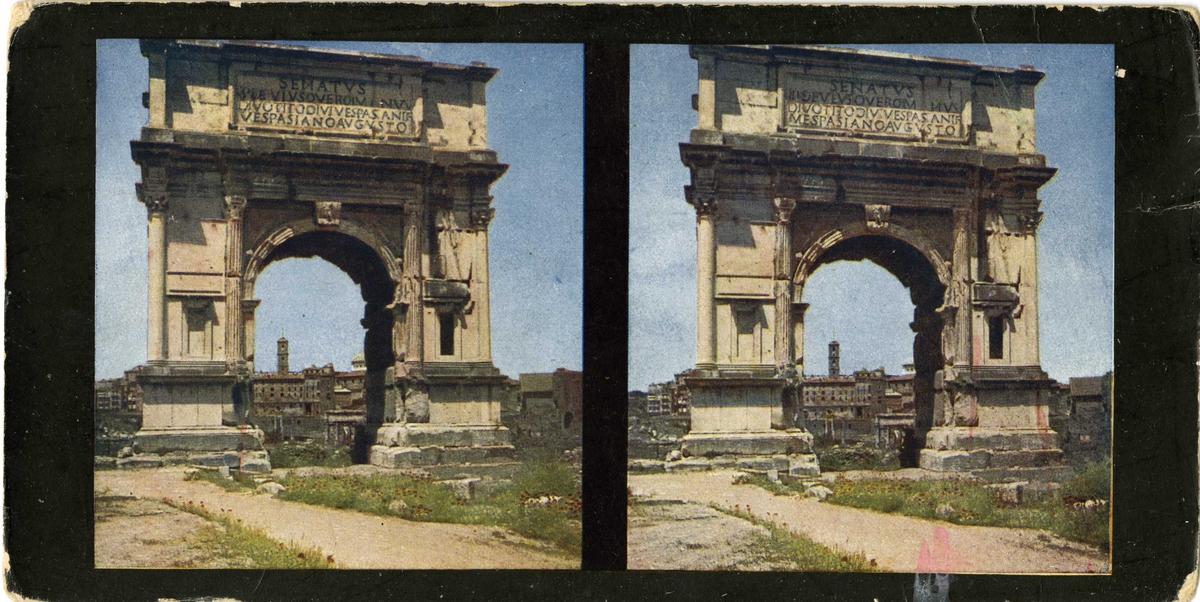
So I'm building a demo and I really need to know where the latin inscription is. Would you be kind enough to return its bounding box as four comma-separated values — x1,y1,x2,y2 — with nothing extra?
236,73,418,138
782,74,968,142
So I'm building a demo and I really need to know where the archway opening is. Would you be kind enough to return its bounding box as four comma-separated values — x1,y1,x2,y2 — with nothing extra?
799,234,944,467
252,230,396,463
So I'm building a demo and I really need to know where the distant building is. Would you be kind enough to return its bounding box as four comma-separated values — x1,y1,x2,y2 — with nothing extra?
94,366,144,413
250,349,367,442
1064,373,1113,461
828,340,841,377
800,366,913,444
517,368,583,450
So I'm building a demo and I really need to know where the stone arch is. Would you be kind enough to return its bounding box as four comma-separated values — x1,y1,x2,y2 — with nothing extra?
242,219,402,462
793,227,947,468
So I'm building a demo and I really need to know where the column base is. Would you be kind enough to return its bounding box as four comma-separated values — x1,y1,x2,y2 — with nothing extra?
369,423,517,468
127,426,271,473
920,427,1063,473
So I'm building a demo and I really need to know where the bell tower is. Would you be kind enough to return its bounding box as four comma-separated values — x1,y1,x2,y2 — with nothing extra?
277,334,289,375
828,340,840,377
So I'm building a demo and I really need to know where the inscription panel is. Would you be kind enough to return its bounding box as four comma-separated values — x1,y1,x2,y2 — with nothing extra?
235,71,420,139
780,68,970,143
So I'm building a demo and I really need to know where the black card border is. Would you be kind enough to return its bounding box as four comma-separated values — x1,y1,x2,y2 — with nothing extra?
6,4,1198,601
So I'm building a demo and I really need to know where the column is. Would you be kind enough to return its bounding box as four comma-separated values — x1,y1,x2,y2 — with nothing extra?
791,302,809,374
1018,210,1044,366
695,198,717,366
773,198,795,369
472,207,495,362
224,195,246,365
142,186,168,362
242,299,260,372
402,202,426,367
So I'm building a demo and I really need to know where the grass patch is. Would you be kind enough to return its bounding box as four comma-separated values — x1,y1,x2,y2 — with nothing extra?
167,498,336,568
184,468,257,491
276,461,581,556
822,463,1110,551
265,441,352,468
713,504,878,572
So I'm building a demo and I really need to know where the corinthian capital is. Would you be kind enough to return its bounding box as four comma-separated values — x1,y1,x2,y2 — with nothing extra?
774,197,796,224
137,182,168,215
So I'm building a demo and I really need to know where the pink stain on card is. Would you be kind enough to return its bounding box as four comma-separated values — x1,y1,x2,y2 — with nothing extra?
915,527,972,573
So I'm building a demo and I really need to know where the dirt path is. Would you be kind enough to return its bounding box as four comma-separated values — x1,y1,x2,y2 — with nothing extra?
96,468,576,570
629,471,1110,574
628,500,773,571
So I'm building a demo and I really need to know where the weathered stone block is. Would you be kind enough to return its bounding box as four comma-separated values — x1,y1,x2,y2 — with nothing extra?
482,445,517,460
117,455,164,469
681,430,814,457
665,458,712,472
788,454,821,477
628,459,666,473
381,424,514,448
161,451,190,466
735,456,789,472
438,478,481,500
710,456,738,470
967,449,992,469
989,449,1062,469
985,481,1027,505
237,458,271,472
441,446,487,464
919,449,972,472
134,427,264,454
94,456,117,470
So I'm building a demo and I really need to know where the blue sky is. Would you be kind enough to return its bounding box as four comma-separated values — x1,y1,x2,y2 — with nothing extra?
629,44,1114,390
96,41,583,378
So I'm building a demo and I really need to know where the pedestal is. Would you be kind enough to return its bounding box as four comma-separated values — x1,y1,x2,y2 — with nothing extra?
919,367,1063,477
129,365,271,473
670,372,820,478
370,363,517,469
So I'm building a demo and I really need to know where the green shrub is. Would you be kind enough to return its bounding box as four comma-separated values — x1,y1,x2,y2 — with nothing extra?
265,441,352,468
276,461,581,556
815,444,900,472
825,476,1110,551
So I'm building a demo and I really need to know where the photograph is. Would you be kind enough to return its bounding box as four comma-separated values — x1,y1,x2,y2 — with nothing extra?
93,39,584,569
627,44,1114,574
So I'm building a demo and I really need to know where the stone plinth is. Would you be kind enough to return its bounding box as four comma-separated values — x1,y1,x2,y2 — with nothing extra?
130,367,272,473
673,373,821,476
919,371,1063,473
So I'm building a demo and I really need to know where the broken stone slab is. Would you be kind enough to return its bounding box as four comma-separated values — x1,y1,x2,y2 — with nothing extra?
628,459,666,474
919,449,973,472
374,424,513,448
240,458,272,474
787,454,821,478
988,449,1063,469
710,456,738,470
117,455,164,469
681,430,814,457
985,481,1028,505
94,456,117,470
440,446,488,464
734,455,790,472
926,428,1060,452
161,451,191,466
256,482,286,496
664,458,712,473
805,485,834,501
133,426,265,453
438,478,481,500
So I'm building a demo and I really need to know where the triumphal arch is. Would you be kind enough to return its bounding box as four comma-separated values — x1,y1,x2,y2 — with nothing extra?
681,45,1061,474
130,40,513,471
